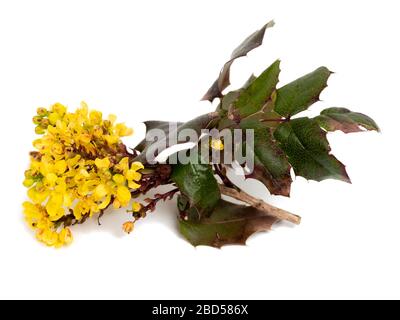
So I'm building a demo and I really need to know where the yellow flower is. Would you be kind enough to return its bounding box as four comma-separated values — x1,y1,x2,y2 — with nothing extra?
126,169,141,181
211,138,224,150
112,174,126,185
95,157,110,169
122,221,134,234
128,180,141,190
78,133,91,145
108,114,117,124
45,192,63,218
115,123,133,137
113,199,121,209
124,162,144,184
132,202,141,212
23,178,34,188
37,229,59,246
63,193,73,207
104,135,119,145
58,228,73,246
130,162,144,171
52,102,67,116
94,184,108,200
54,160,67,174
44,173,58,186
115,157,129,172
116,186,131,206
48,112,61,125
23,201,44,221
51,143,64,155
89,110,102,125
98,194,111,210
28,186,49,204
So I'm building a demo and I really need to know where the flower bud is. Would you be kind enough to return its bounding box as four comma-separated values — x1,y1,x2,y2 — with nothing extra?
37,107,48,117
33,116,42,125
132,202,142,212
40,118,50,128
35,126,45,134
23,178,34,187
122,221,134,234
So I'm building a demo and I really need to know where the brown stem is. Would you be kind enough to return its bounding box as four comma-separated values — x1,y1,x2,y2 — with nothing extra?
219,185,301,225
139,188,179,218
213,164,235,188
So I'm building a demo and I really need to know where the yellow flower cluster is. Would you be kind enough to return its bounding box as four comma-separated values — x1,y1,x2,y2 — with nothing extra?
23,102,143,247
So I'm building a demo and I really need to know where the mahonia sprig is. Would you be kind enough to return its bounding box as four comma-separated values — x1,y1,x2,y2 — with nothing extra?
22,21,378,249
23,102,144,247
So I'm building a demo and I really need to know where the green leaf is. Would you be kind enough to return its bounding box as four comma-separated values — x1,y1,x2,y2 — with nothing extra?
179,199,277,248
234,59,281,117
215,73,262,127
218,90,242,112
274,67,332,117
240,117,292,196
274,117,350,182
134,112,220,164
315,107,380,133
202,20,275,102
171,162,221,219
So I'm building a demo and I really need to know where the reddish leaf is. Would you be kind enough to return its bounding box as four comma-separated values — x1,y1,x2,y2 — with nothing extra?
202,21,275,102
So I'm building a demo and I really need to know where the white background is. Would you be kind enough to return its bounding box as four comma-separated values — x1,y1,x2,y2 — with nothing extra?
0,0,399,299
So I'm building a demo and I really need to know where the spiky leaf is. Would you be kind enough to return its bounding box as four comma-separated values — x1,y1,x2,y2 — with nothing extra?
274,67,332,117
234,59,281,117
274,117,350,182
179,199,277,247
202,20,275,102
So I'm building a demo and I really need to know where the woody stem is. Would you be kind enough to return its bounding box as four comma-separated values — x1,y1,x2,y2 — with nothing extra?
218,185,301,225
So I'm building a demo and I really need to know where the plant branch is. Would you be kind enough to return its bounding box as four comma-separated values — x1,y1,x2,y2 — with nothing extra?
138,188,180,218
219,185,301,225
213,164,235,188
